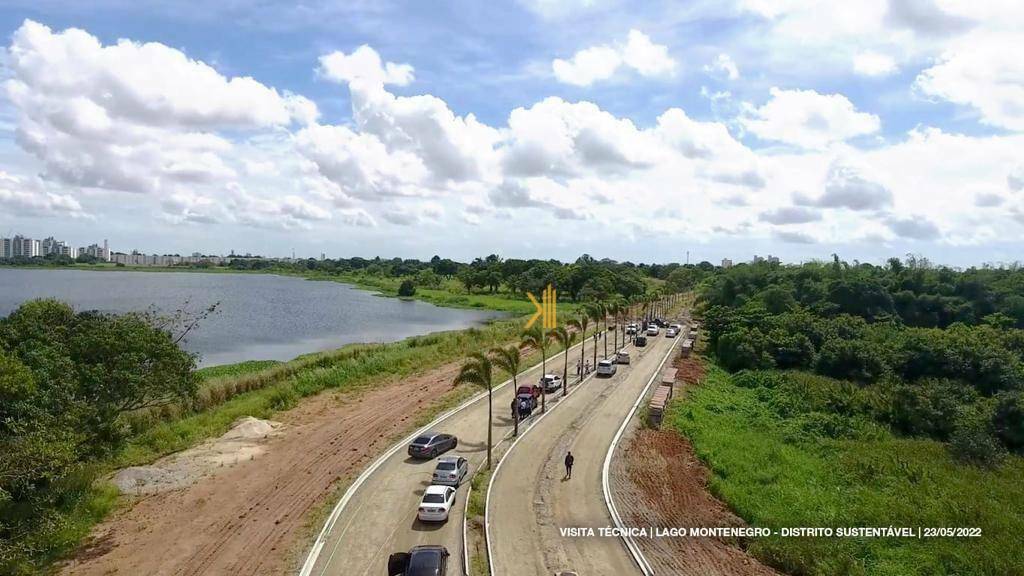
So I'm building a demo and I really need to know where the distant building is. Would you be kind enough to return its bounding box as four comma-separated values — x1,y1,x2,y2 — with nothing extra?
0,237,12,258
721,258,733,268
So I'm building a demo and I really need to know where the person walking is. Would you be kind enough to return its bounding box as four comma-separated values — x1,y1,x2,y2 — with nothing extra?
576,360,582,378
564,451,574,479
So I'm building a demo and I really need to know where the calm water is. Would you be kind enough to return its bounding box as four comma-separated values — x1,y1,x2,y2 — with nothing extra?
0,269,502,367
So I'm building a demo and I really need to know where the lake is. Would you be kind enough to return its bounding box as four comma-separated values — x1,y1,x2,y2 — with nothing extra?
0,268,503,367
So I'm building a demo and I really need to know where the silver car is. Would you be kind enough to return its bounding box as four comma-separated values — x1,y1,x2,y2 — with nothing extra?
431,456,468,486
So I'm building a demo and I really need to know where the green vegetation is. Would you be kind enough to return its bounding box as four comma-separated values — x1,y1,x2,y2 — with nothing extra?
668,366,1024,575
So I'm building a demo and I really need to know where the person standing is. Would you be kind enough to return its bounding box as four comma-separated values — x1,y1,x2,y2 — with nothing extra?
564,451,574,479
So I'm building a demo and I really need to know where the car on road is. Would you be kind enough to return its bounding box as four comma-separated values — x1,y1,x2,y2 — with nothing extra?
625,323,638,335
615,350,630,364
388,545,450,576
539,374,562,393
666,327,678,338
646,324,659,336
596,359,617,376
514,393,536,418
417,485,456,523
431,456,468,486
407,432,458,459
517,384,541,399
635,335,648,347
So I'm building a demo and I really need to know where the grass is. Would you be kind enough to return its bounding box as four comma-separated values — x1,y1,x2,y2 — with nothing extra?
667,365,1024,576
196,360,282,381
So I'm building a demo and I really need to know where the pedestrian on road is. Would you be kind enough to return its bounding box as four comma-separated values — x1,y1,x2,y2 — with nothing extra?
576,360,581,377
564,451,574,479
585,360,591,374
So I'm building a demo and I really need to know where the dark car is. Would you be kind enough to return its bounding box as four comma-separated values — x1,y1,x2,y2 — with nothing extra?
407,432,458,459
388,545,449,576
635,335,648,347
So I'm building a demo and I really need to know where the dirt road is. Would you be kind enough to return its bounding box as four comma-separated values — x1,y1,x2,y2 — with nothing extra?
487,334,676,576
304,332,609,576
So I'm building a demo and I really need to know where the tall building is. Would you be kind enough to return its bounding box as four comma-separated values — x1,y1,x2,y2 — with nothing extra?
721,258,733,268
0,237,12,258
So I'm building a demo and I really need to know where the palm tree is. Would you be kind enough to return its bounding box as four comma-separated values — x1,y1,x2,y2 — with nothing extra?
453,352,494,469
587,303,603,367
568,313,589,381
550,325,576,396
521,324,551,413
491,344,522,437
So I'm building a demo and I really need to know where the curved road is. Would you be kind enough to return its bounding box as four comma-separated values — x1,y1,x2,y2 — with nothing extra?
488,333,676,576
303,330,610,576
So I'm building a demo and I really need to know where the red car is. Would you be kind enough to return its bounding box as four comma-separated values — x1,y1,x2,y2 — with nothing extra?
516,384,541,399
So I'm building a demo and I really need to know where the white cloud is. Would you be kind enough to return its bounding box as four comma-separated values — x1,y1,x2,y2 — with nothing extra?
975,191,1004,207
704,53,740,80
774,230,817,244
741,87,881,148
915,31,1024,131
794,160,893,210
1010,165,1024,191
852,51,897,76
552,29,675,86
318,45,414,87
0,172,88,218
760,206,822,224
886,215,941,240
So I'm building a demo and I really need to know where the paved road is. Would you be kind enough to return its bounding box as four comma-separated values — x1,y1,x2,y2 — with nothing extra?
488,333,676,576
305,330,612,576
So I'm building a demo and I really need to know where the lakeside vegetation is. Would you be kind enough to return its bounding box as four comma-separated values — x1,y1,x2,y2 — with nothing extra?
663,255,1024,575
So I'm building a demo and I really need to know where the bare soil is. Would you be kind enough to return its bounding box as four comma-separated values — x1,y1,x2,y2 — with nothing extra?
60,362,465,576
609,353,778,576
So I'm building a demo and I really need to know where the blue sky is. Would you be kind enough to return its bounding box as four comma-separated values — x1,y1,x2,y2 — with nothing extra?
0,0,1022,265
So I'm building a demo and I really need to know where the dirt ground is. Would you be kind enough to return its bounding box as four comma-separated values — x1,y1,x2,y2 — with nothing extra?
59,362,465,576
609,354,779,576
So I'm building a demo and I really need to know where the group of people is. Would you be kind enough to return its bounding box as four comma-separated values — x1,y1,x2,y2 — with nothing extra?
575,359,592,376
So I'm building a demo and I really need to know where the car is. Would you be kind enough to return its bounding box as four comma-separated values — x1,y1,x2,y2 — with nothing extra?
646,324,659,336
517,384,541,399
407,432,458,459
539,374,562,393
666,327,678,338
635,335,648,347
388,545,450,576
625,323,638,335
432,456,468,486
670,323,683,333
596,359,617,376
514,393,536,418
417,484,456,522
615,350,630,364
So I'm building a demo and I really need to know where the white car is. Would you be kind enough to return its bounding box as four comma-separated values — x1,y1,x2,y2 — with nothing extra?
666,328,678,338
418,484,456,522
432,456,469,486
540,373,563,392
615,350,631,364
596,359,617,376
625,323,638,335
646,324,659,336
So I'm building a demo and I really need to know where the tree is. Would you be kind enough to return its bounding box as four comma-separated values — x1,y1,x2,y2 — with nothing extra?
398,279,416,297
814,338,886,384
521,325,552,413
550,326,576,396
569,313,590,380
993,391,1024,452
490,345,522,437
587,303,603,367
454,352,494,469
716,328,774,371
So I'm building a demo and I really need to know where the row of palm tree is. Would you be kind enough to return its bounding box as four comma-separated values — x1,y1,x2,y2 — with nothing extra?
453,293,680,470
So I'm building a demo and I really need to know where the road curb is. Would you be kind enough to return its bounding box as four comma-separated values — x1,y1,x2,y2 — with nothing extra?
601,332,681,576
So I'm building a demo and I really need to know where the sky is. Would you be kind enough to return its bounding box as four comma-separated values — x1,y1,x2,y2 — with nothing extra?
0,0,1022,266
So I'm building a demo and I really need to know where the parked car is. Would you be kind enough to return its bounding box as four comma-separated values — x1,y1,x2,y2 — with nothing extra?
517,384,541,399
539,374,562,393
666,327,678,338
514,393,536,418
646,324,659,336
596,359,617,376
625,323,638,335
432,456,468,486
408,432,458,459
417,484,456,522
615,350,631,364
388,545,450,576
635,335,648,347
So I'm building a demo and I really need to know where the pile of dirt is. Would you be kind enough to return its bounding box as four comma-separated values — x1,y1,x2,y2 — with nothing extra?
110,417,282,496
611,428,778,576
673,355,706,387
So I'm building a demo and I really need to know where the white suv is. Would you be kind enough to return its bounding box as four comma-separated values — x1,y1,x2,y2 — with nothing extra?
646,324,659,336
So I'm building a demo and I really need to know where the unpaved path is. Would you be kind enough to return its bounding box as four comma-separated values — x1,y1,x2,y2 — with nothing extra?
609,355,779,576
488,334,676,576
60,360,470,576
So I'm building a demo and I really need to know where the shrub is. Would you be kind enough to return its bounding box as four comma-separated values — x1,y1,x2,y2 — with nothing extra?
889,378,978,441
398,279,416,297
716,328,774,372
949,406,1006,467
814,338,886,383
993,391,1024,452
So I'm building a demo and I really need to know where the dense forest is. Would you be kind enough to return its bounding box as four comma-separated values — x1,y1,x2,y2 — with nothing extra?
698,255,1024,465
